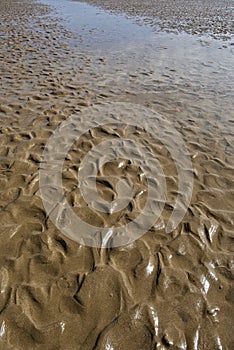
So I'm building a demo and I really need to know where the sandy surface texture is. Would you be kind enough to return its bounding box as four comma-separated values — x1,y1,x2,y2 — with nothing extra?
0,0,234,349
78,0,234,40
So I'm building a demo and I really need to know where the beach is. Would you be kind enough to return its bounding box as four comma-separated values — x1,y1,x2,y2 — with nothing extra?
0,0,233,349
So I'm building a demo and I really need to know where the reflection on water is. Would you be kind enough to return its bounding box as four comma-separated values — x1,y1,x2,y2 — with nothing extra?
41,0,234,130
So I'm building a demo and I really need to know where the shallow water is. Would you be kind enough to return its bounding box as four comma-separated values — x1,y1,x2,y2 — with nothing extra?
0,0,234,349
41,0,234,128
41,0,152,50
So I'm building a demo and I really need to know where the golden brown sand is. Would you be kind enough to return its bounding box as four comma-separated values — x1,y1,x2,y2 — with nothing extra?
0,0,233,349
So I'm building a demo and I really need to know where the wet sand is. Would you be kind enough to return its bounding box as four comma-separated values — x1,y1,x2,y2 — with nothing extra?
0,0,234,349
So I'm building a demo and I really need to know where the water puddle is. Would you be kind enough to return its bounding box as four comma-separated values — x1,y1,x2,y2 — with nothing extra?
40,0,154,50
40,0,234,130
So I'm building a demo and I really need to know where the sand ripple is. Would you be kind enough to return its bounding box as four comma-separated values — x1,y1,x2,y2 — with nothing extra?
0,0,233,349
